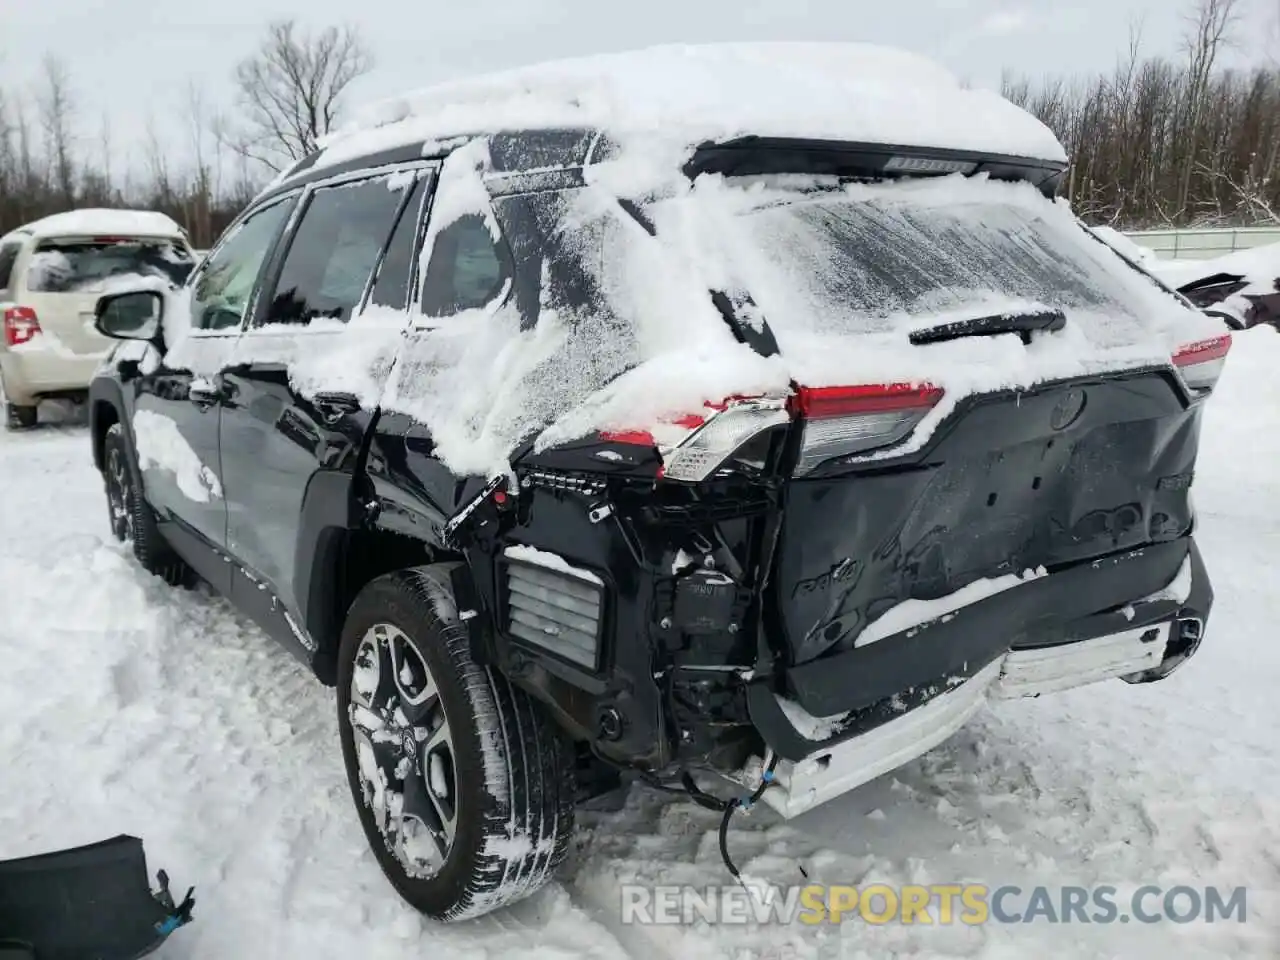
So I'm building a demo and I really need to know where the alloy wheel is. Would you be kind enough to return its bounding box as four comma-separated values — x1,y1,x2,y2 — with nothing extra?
348,622,458,879
105,447,134,541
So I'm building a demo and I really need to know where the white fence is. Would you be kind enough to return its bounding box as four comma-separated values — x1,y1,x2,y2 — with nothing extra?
1123,226,1280,261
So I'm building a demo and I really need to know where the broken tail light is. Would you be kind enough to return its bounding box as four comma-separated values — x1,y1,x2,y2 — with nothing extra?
3,306,41,347
789,382,944,475
1172,334,1231,395
601,382,944,482
602,397,791,483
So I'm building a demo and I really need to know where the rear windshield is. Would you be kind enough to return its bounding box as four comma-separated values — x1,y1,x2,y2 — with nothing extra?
25,239,193,293
641,176,1195,342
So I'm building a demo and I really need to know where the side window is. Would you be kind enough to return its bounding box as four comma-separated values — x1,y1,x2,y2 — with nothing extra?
192,198,295,331
259,175,410,326
419,215,511,318
368,175,428,311
0,242,22,292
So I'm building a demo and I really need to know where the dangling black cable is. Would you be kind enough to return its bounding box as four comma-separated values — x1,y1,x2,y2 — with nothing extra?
716,752,779,882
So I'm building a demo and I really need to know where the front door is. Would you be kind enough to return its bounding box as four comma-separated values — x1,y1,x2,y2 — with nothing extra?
218,166,433,654
130,195,298,590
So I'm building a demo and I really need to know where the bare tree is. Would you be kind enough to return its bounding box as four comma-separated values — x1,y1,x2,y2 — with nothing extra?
184,82,217,245
227,19,373,172
36,56,76,205
1176,0,1241,213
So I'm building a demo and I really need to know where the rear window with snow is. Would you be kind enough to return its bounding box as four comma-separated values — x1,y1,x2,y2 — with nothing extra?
25,239,193,293
642,176,1198,342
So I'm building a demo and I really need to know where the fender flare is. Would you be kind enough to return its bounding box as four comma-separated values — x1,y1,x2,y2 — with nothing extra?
88,378,146,495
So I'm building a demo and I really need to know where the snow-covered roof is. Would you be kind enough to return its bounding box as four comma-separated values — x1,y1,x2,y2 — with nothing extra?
308,43,1067,178
3,209,185,243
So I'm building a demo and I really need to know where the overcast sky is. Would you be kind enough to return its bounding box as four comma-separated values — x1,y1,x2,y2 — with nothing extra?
2,0,1276,175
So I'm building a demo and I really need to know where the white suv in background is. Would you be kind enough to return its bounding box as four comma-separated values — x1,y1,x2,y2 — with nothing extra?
0,209,195,429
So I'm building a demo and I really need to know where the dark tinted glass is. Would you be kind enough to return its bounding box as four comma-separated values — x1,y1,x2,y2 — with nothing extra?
192,197,295,331
261,175,409,326
0,243,20,290
368,175,427,311
419,214,511,318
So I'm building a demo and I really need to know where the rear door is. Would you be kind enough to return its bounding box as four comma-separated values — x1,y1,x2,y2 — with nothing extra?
20,236,194,357
128,197,297,590
217,164,433,651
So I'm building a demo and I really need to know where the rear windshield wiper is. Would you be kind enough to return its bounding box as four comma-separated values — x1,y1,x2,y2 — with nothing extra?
908,308,1067,346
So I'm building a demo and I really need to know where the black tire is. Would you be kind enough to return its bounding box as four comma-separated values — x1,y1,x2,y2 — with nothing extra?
337,567,575,921
101,423,196,587
3,400,37,431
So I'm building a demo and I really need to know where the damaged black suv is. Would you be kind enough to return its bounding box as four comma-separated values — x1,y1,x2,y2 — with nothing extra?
87,70,1228,920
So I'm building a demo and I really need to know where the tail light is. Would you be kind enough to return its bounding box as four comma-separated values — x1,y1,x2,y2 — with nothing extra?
3,306,41,347
600,382,942,482
1172,334,1231,395
602,397,791,483
789,382,944,475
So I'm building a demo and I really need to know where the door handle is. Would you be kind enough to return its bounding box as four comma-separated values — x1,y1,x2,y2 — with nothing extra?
313,391,361,424
189,376,223,406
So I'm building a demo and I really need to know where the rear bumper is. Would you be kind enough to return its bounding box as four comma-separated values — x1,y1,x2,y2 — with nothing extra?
0,341,104,403
749,537,1212,814
761,617,1181,818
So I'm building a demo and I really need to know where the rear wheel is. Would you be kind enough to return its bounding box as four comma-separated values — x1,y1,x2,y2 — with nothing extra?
0,372,37,430
337,568,575,921
4,403,37,430
101,423,195,587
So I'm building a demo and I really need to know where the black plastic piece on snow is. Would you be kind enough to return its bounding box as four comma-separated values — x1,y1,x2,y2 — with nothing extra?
0,834,193,960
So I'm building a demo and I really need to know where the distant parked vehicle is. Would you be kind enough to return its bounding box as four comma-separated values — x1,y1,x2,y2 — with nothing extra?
0,209,196,429
1151,242,1280,331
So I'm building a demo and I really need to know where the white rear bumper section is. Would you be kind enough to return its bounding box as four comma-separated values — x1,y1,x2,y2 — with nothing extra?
762,621,1171,819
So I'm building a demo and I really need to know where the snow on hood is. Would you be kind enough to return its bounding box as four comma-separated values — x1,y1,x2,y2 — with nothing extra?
3,208,185,244
301,42,1066,182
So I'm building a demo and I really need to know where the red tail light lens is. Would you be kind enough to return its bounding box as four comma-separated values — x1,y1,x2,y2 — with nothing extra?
790,382,944,474
3,306,41,347
1172,334,1231,395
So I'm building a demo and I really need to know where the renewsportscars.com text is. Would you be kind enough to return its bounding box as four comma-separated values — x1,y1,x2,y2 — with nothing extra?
619,883,1248,926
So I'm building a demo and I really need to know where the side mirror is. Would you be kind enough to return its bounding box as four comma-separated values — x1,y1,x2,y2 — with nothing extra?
95,290,164,343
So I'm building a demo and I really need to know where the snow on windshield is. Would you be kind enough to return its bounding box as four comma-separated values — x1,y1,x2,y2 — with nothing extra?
649,174,1204,344
26,240,193,294
557,171,1217,423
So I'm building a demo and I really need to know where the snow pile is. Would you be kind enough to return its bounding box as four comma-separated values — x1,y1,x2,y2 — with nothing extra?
311,43,1066,177
2,208,184,243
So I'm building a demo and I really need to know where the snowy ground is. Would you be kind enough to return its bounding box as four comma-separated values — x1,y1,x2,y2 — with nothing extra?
2,330,1278,959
